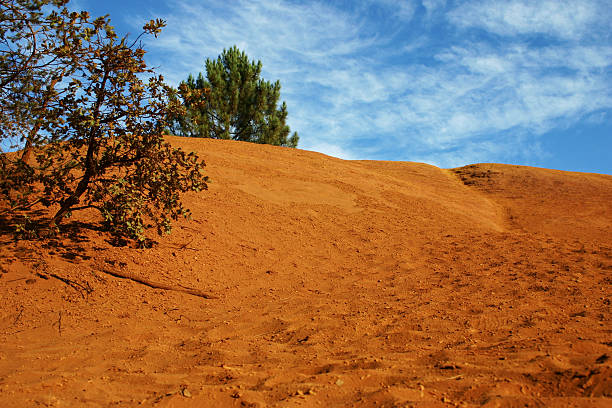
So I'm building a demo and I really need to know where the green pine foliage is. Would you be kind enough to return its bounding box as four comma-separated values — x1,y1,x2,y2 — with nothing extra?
169,46,299,148
0,0,208,243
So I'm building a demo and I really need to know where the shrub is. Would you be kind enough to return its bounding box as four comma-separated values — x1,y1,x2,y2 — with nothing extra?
0,0,207,243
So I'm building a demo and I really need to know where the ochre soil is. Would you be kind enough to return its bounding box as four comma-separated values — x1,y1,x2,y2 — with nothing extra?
1,137,611,407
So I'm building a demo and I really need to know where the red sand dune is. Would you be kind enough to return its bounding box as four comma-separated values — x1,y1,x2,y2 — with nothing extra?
1,137,611,407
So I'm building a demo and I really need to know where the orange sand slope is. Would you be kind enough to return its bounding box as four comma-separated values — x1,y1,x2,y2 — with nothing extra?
1,137,611,407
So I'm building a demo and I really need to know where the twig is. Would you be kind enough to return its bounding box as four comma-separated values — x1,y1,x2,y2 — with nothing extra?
39,272,93,298
164,308,191,322
169,237,198,251
12,306,24,325
152,391,176,404
52,311,62,335
178,237,195,249
99,268,217,299
0,198,42,216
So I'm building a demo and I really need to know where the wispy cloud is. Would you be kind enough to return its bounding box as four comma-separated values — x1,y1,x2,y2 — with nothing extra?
129,0,611,168
448,0,604,40
369,0,417,20
422,0,447,15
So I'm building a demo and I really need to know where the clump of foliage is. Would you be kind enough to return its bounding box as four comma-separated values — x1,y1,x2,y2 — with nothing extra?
0,0,208,243
169,46,298,148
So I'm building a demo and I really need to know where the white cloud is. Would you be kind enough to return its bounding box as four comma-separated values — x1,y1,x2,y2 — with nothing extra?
411,135,546,169
448,0,602,39
422,0,447,15
370,0,417,20
302,142,357,160
584,111,608,125
141,0,372,85
129,0,611,169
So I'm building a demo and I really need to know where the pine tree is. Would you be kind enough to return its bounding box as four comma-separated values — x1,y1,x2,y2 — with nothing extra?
170,46,298,148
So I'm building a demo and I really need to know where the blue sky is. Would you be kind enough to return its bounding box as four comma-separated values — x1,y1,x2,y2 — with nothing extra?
72,0,611,174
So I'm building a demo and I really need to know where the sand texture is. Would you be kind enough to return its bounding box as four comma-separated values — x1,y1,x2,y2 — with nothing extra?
1,137,611,407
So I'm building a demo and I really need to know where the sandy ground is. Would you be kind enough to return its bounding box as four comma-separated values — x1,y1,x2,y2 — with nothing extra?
1,137,611,407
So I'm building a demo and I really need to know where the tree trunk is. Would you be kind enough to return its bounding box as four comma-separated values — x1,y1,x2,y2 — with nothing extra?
21,77,60,164
51,168,93,226
20,138,34,164
51,67,108,226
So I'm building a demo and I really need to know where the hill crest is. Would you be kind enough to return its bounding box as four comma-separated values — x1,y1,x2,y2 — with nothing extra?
1,137,611,407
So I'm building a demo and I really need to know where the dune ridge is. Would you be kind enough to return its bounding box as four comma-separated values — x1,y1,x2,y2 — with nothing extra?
1,137,611,407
